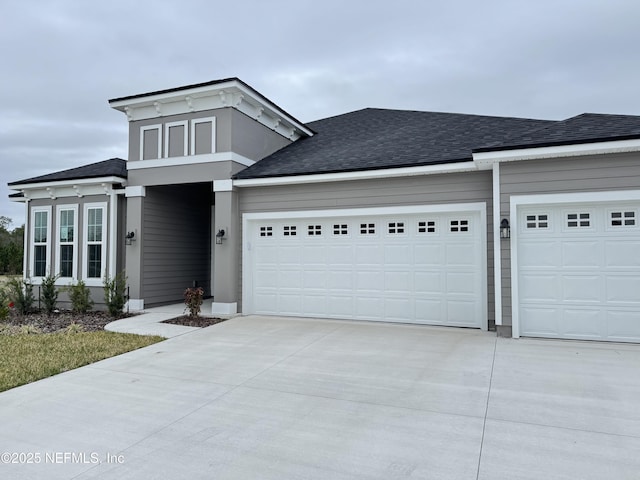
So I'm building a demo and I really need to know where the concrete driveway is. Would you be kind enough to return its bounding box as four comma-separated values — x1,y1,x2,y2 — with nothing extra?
1,316,639,479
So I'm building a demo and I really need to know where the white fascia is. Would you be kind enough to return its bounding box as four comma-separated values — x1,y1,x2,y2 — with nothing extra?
13,178,124,201
473,138,640,166
127,152,255,170
11,176,126,192
233,161,478,187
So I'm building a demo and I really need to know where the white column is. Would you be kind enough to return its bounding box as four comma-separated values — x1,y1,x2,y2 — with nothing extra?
492,162,502,326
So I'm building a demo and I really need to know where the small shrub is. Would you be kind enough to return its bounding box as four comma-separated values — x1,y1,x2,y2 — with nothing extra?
63,323,84,334
104,272,127,318
0,288,10,321
19,325,42,335
6,277,35,316
184,287,204,317
41,273,60,315
67,280,93,314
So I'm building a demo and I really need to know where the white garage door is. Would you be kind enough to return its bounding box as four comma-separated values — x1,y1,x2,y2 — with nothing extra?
243,205,487,327
516,201,640,342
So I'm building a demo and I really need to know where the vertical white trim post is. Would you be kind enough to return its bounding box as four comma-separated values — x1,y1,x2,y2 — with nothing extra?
23,199,30,279
492,162,502,326
109,188,118,278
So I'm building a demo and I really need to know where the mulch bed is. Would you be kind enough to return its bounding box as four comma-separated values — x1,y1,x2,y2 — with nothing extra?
162,315,226,328
3,310,130,333
2,310,226,334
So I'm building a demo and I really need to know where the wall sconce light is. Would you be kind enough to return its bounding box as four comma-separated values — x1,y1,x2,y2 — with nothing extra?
500,218,510,239
125,231,136,245
215,229,226,245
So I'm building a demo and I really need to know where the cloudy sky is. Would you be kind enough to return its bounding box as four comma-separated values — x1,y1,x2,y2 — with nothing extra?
2,0,640,227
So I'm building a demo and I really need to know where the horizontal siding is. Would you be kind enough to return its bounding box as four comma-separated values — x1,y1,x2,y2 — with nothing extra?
142,184,211,306
500,152,640,325
238,171,495,324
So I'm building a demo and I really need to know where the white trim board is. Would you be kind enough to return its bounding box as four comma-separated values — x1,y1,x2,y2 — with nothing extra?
509,189,640,338
474,138,640,165
243,202,487,221
234,162,478,187
127,152,255,170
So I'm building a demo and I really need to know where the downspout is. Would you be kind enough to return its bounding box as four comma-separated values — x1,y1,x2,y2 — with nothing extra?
492,162,502,327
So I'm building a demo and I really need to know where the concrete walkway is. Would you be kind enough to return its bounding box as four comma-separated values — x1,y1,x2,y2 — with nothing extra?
105,299,221,338
1,316,639,479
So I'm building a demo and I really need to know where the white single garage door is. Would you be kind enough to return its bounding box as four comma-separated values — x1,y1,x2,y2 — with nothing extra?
243,205,487,327
516,201,640,342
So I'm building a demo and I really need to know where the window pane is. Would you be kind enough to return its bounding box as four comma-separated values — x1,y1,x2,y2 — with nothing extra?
34,211,47,242
87,208,103,242
143,128,159,159
59,210,74,242
168,125,185,157
34,245,46,277
194,121,213,155
87,245,102,278
60,245,73,277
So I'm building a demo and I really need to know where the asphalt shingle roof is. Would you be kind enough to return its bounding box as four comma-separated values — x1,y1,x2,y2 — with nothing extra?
233,108,554,179
9,158,127,186
474,113,640,152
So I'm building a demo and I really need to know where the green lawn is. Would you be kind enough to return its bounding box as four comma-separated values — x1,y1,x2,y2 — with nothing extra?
0,331,163,392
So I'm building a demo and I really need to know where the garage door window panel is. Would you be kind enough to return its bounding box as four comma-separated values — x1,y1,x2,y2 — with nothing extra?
360,223,376,235
417,220,437,234
450,219,469,232
259,226,273,237
565,212,592,229
609,210,636,227
283,225,297,236
308,225,322,236
526,214,549,229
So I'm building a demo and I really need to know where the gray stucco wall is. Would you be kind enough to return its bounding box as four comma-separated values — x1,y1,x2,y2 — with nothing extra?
237,171,495,321
127,107,292,163
127,160,247,187
499,151,640,326
230,109,292,160
142,183,212,306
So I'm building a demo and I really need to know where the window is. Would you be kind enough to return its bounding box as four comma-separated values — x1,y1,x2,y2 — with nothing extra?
333,224,348,235
190,117,216,155
567,212,590,228
388,221,405,234
164,121,188,158
260,226,273,237
31,207,51,279
611,211,636,227
526,214,549,229
360,223,375,235
56,205,78,279
450,219,469,232
83,203,107,284
140,125,161,160
283,225,297,236
308,225,322,236
418,220,436,233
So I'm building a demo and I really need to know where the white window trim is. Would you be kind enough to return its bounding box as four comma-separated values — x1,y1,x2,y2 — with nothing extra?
510,189,640,338
164,120,188,158
140,124,162,160
55,204,78,283
30,206,52,284
190,116,216,155
83,202,108,287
